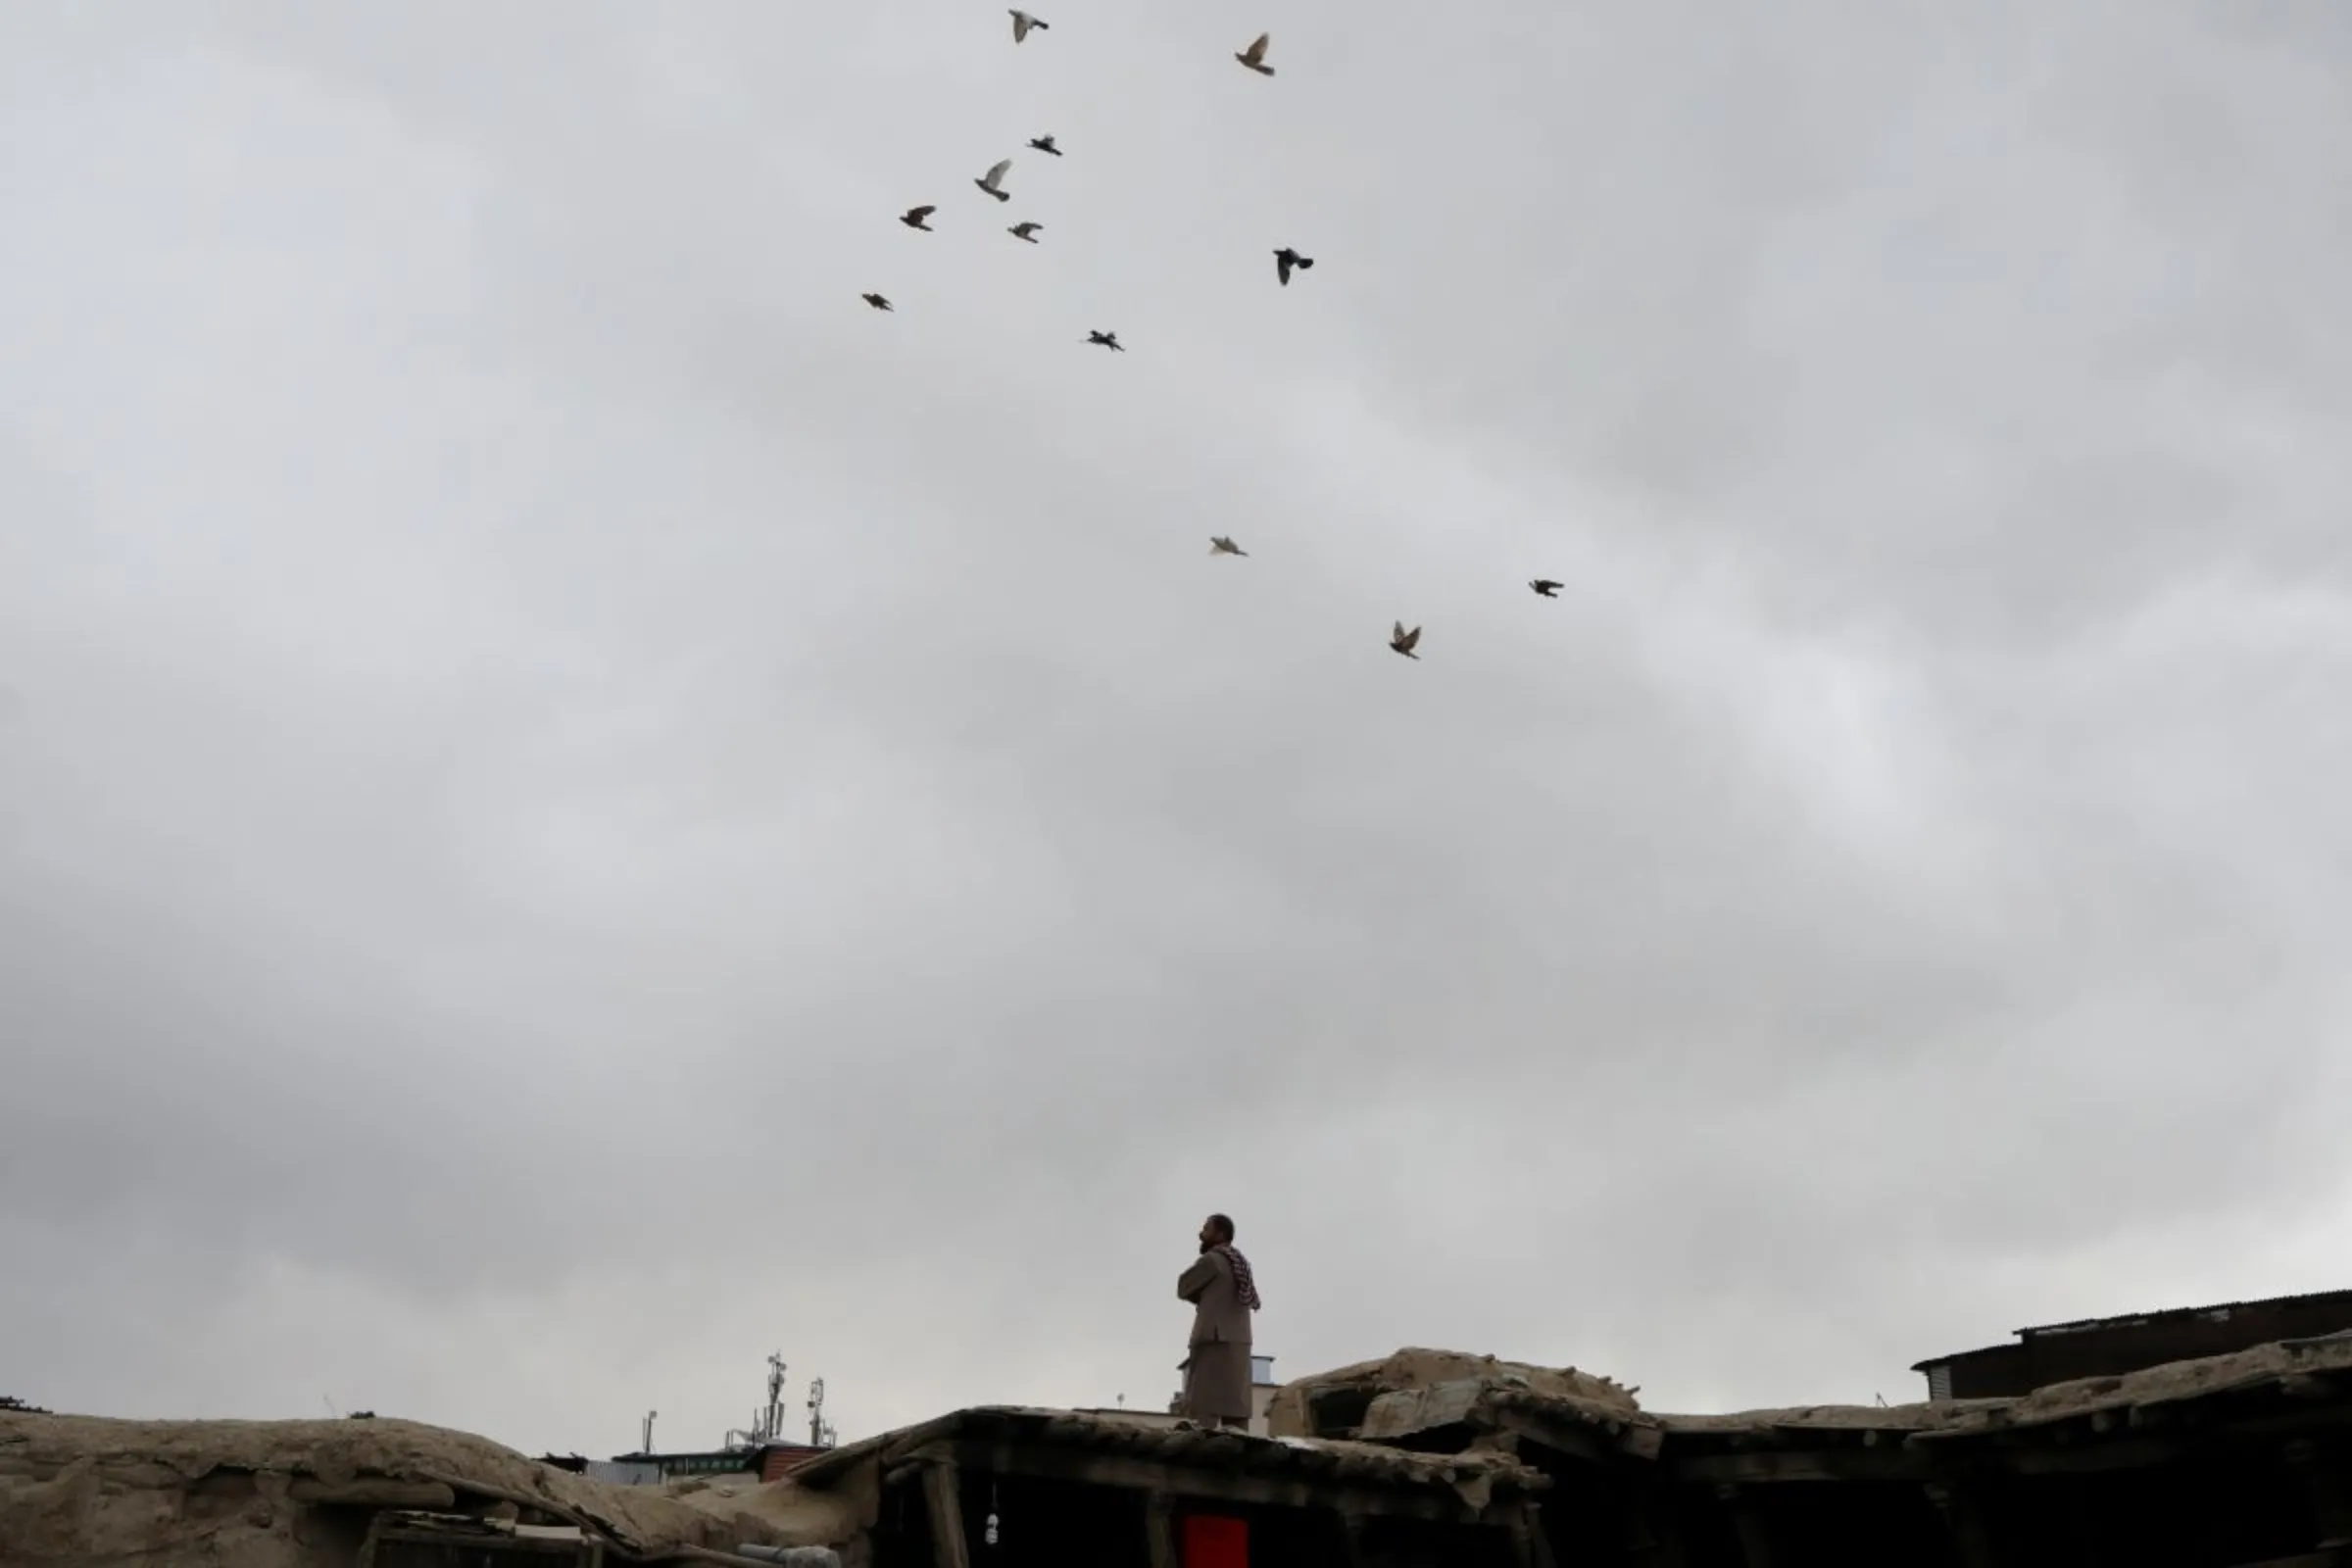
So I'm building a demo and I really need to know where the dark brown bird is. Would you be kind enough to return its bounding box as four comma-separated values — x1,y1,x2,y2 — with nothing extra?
1390,621,1421,660
1529,578,1562,597
1028,134,1062,156
861,292,894,312
900,206,937,231
1273,247,1314,286
1086,330,1125,352
1235,32,1274,74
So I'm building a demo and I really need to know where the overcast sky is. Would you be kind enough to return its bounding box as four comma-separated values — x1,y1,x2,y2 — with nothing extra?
4,0,2350,1457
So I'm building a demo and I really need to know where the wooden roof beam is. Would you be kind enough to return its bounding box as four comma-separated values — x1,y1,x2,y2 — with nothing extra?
1671,1446,1934,1486
909,1438,1526,1525
921,1459,970,1568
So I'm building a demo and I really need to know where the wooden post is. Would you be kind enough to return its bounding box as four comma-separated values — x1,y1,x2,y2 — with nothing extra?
2062,1482,2114,1568
1924,1482,2000,1568
2284,1440,2352,1547
1144,1490,1178,1568
1506,1510,1537,1568
1519,1499,1561,1568
922,1460,971,1568
1620,1484,1689,1566
1716,1483,1778,1568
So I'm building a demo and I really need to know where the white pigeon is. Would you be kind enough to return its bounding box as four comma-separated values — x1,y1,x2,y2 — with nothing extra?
1235,32,1274,75
1010,10,1049,43
974,159,1013,203
1209,536,1247,557
1008,221,1043,243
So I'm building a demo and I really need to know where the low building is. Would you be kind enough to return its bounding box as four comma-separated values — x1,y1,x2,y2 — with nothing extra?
599,1446,756,1483
752,1442,833,1482
1273,1338,2352,1566
783,1403,1552,1566
1912,1286,2352,1400
1249,1354,1281,1436
586,1441,831,1486
1076,1352,1289,1437
1119,1351,1285,1436
17,1330,2352,1565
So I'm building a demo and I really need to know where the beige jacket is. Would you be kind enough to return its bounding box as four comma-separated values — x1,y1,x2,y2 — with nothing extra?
1177,1248,1253,1349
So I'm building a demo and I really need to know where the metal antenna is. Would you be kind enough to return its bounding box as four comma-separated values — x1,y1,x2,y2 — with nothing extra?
807,1378,827,1446
642,1409,658,1453
764,1352,788,1442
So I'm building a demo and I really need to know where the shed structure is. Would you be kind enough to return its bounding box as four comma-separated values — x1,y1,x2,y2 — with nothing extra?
1270,1337,2352,1566
783,1403,1554,1568
1912,1288,2352,1401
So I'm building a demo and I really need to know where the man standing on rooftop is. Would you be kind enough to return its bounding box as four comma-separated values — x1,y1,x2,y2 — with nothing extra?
1177,1212,1261,1430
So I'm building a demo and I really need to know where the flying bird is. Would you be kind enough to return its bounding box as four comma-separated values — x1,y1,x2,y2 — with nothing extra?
1235,32,1274,75
1010,10,1049,42
861,292,894,312
900,205,936,231
1028,134,1062,156
1008,221,1043,243
1390,621,1422,660
1529,578,1562,597
1086,330,1125,352
1209,536,1247,557
974,159,1014,203
1273,247,1314,286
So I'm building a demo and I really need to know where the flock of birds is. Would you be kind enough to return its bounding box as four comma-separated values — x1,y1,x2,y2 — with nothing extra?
859,10,1568,662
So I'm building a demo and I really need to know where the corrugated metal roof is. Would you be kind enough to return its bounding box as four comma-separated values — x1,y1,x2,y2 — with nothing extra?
1910,1286,2352,1371
758,1445,829,1483
2015,1286,2352,1339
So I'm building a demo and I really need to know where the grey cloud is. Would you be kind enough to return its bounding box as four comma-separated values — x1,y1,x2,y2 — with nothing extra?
3,0,2349,1451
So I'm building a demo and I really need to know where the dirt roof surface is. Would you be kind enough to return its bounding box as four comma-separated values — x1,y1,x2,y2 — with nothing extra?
1272,1331,2352,1445
1264,1347,1643,1441
0,1411,863,1567
1661,1329,2352,1438
15,1332,2349,1561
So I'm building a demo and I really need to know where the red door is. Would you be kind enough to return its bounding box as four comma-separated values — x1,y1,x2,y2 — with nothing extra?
1180,1513,1248,1568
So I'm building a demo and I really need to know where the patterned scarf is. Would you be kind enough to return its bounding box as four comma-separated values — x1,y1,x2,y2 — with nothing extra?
1217,1245,1262,1311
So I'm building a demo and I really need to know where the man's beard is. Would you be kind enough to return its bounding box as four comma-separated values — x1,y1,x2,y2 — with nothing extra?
1199,1238,1211,1254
